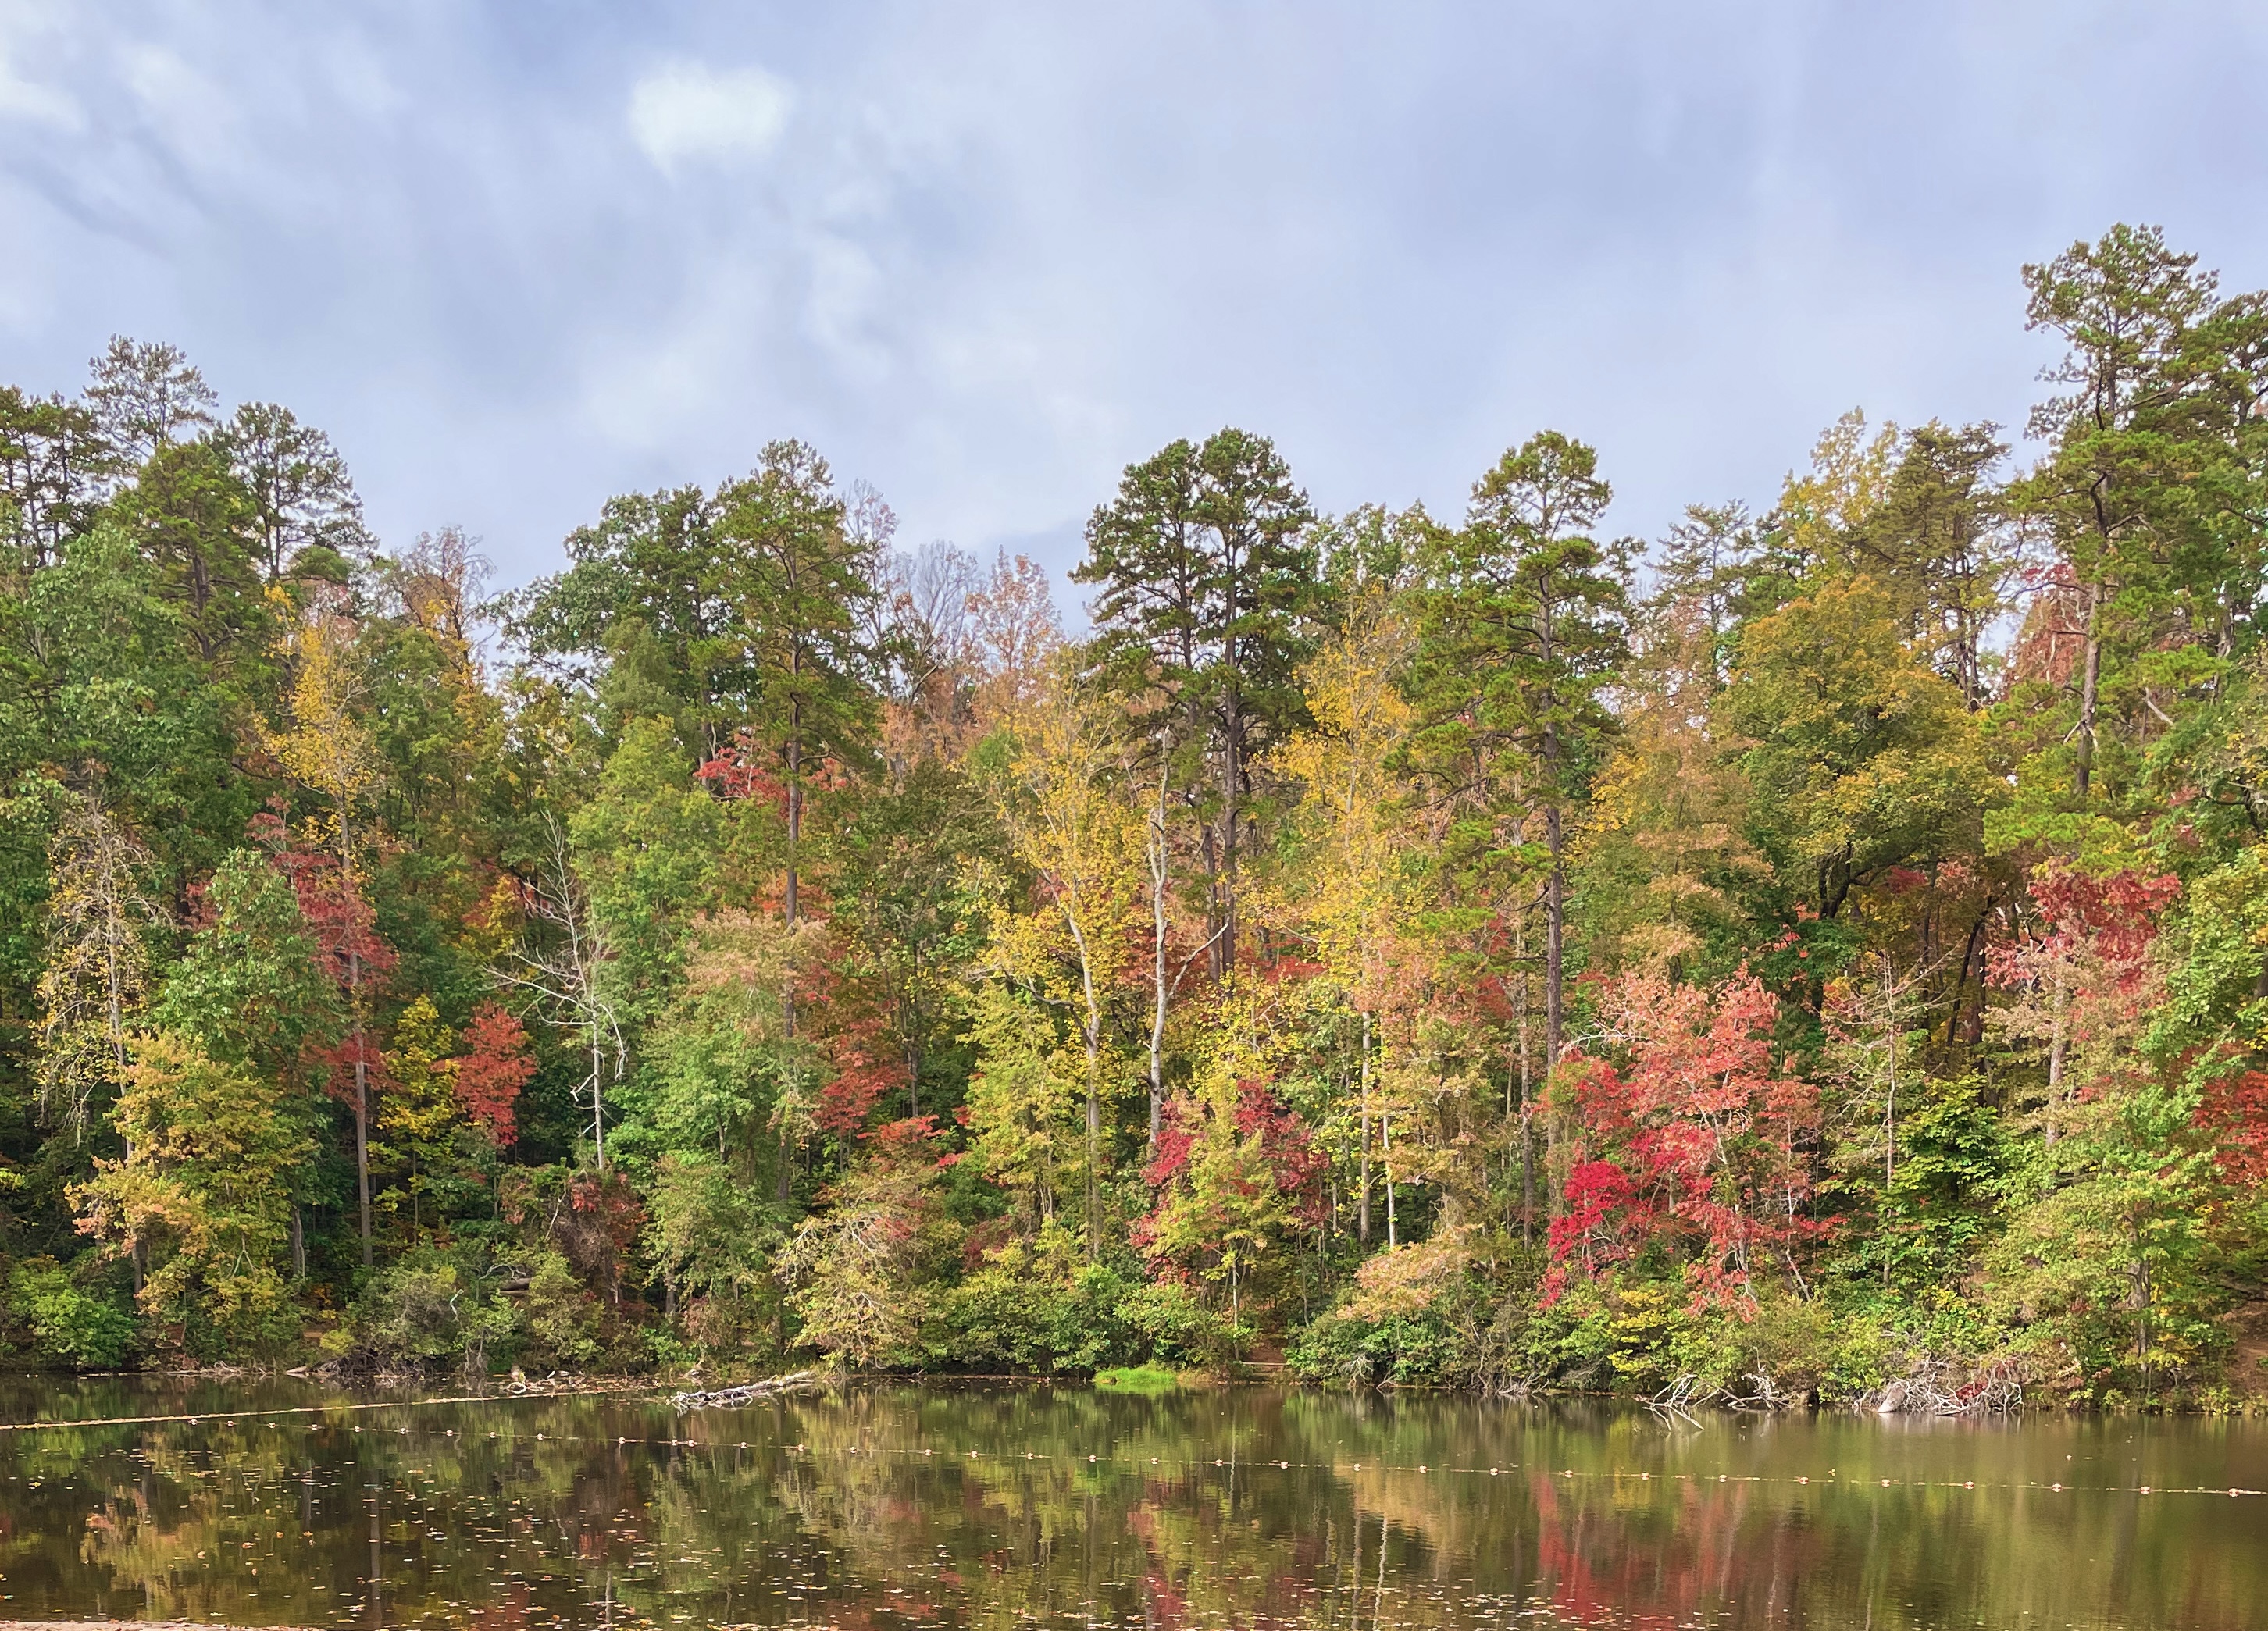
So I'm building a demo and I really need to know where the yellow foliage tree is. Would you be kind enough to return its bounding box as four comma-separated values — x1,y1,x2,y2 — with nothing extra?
380,996,465,1242
988,656,1143,1259
262,596,389,1264
1268,587,1425,1244
72,1032,314,1352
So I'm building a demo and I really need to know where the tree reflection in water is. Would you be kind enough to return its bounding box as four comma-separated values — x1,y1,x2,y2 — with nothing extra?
0,1377,2256,1629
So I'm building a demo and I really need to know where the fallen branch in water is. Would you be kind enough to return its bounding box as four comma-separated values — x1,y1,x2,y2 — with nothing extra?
1863,1358,2024,1416
672,1370,822,1411
1647,1373,1711,1423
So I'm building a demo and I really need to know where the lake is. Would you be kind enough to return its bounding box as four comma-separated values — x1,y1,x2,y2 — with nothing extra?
0,1376,2257,1630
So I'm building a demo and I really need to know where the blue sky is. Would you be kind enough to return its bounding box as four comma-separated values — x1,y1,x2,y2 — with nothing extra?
5,2,2267,608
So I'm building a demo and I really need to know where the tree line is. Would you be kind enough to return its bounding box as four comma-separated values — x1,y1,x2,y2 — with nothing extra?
1,222,2263,1405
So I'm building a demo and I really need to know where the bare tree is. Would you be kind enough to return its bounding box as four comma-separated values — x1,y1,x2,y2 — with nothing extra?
499,817,624,1170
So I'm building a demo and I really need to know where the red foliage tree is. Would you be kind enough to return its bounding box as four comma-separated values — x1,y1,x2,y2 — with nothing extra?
1232,1080,1328,1227
798,959,913,1141
247,810,397,995
695,726,791,814
1986,861,2181,997
1549,970,1821,1309
1549,1159,1643,1280
818,1009,912,1138
2199,1068,2268,1188
455,1000,534,1147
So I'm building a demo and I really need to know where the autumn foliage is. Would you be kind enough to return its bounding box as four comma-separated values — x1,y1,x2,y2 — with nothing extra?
1550,972,1820,1310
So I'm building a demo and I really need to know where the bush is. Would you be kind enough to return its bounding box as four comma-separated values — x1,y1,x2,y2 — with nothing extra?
932,1229,1142,1373
523,1250,601,1368
1118,1280,1243,1369
1289,1234,1540,1389
350,1253,519,1376
6,1259,136,1369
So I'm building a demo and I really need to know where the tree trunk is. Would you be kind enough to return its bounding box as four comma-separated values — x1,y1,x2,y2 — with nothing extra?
1085,1021,1102,1263
784,686,801,1046
1521,1113,1535,1246
1382,1105,1397,1250
1218,697,1241,979
2075,579,2104,799
590,1024,606,1172
1544,807,1565,1069
1357,1010,1372,1245
2045,964,2067,1150
353,1052,373,1268
1147,759,1171,1159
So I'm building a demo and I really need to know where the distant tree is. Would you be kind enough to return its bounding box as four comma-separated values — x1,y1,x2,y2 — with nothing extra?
215,401,370,582
0,386,109,568
712,440,883,937
1410,432,1631,1069
85,336,216,471
1077,428,1314,978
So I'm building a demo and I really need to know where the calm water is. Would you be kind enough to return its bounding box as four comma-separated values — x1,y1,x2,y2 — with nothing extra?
0,1377,2256,1630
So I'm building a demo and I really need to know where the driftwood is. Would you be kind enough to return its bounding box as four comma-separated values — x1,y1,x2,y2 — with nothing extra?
1647,1373,1710,1423
1863,1359,2023,1416
671,1370,821,1411
1646,1371,1803,1417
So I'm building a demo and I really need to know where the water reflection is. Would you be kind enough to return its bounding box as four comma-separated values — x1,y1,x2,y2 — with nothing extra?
0,1378,2256,1629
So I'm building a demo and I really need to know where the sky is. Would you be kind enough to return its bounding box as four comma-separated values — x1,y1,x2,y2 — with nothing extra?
5,2,2268,612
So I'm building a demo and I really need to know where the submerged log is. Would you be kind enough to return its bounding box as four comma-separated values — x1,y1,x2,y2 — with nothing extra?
672,1370,821,1410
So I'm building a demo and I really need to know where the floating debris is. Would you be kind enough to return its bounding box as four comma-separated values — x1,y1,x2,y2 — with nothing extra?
669,1371,821,1411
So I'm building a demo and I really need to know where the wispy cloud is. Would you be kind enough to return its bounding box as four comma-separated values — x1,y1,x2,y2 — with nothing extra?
1,2,2265,611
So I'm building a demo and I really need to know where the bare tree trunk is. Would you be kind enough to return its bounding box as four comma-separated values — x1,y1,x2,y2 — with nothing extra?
1085,1022,1102,1263
785,742,801,927
1219,704,1241,980
1357,1010,1371,1245
1382,1106,1397,1250
1521,1112,1535,1247
2075,579,2104,799
338,799,374,1266
1544,805,1565,1069
1147,756,1171,1159
590,1024,606,1172
1067,913,1105,1261
348,956,373,1265
784,692,801,1046
2045,965,2067,1150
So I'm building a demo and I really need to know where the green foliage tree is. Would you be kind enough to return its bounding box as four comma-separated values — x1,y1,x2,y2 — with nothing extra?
1409,431,1631,1066
73,1031,314,1355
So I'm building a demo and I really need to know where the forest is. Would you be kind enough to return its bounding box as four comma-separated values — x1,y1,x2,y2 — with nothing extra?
0,221,2263,1409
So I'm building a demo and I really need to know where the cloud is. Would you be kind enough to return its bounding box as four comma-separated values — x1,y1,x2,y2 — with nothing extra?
0,1,81,130
5,1,2268,621
627,59,793,174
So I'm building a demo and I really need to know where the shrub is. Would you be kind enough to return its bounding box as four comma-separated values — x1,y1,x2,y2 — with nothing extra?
522,1250,601,1368
351,1253,519,1376
1289,1233,1541,1389
1118,1280,1242,1368
931,1227,1140,1373
6,1259,137,1369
